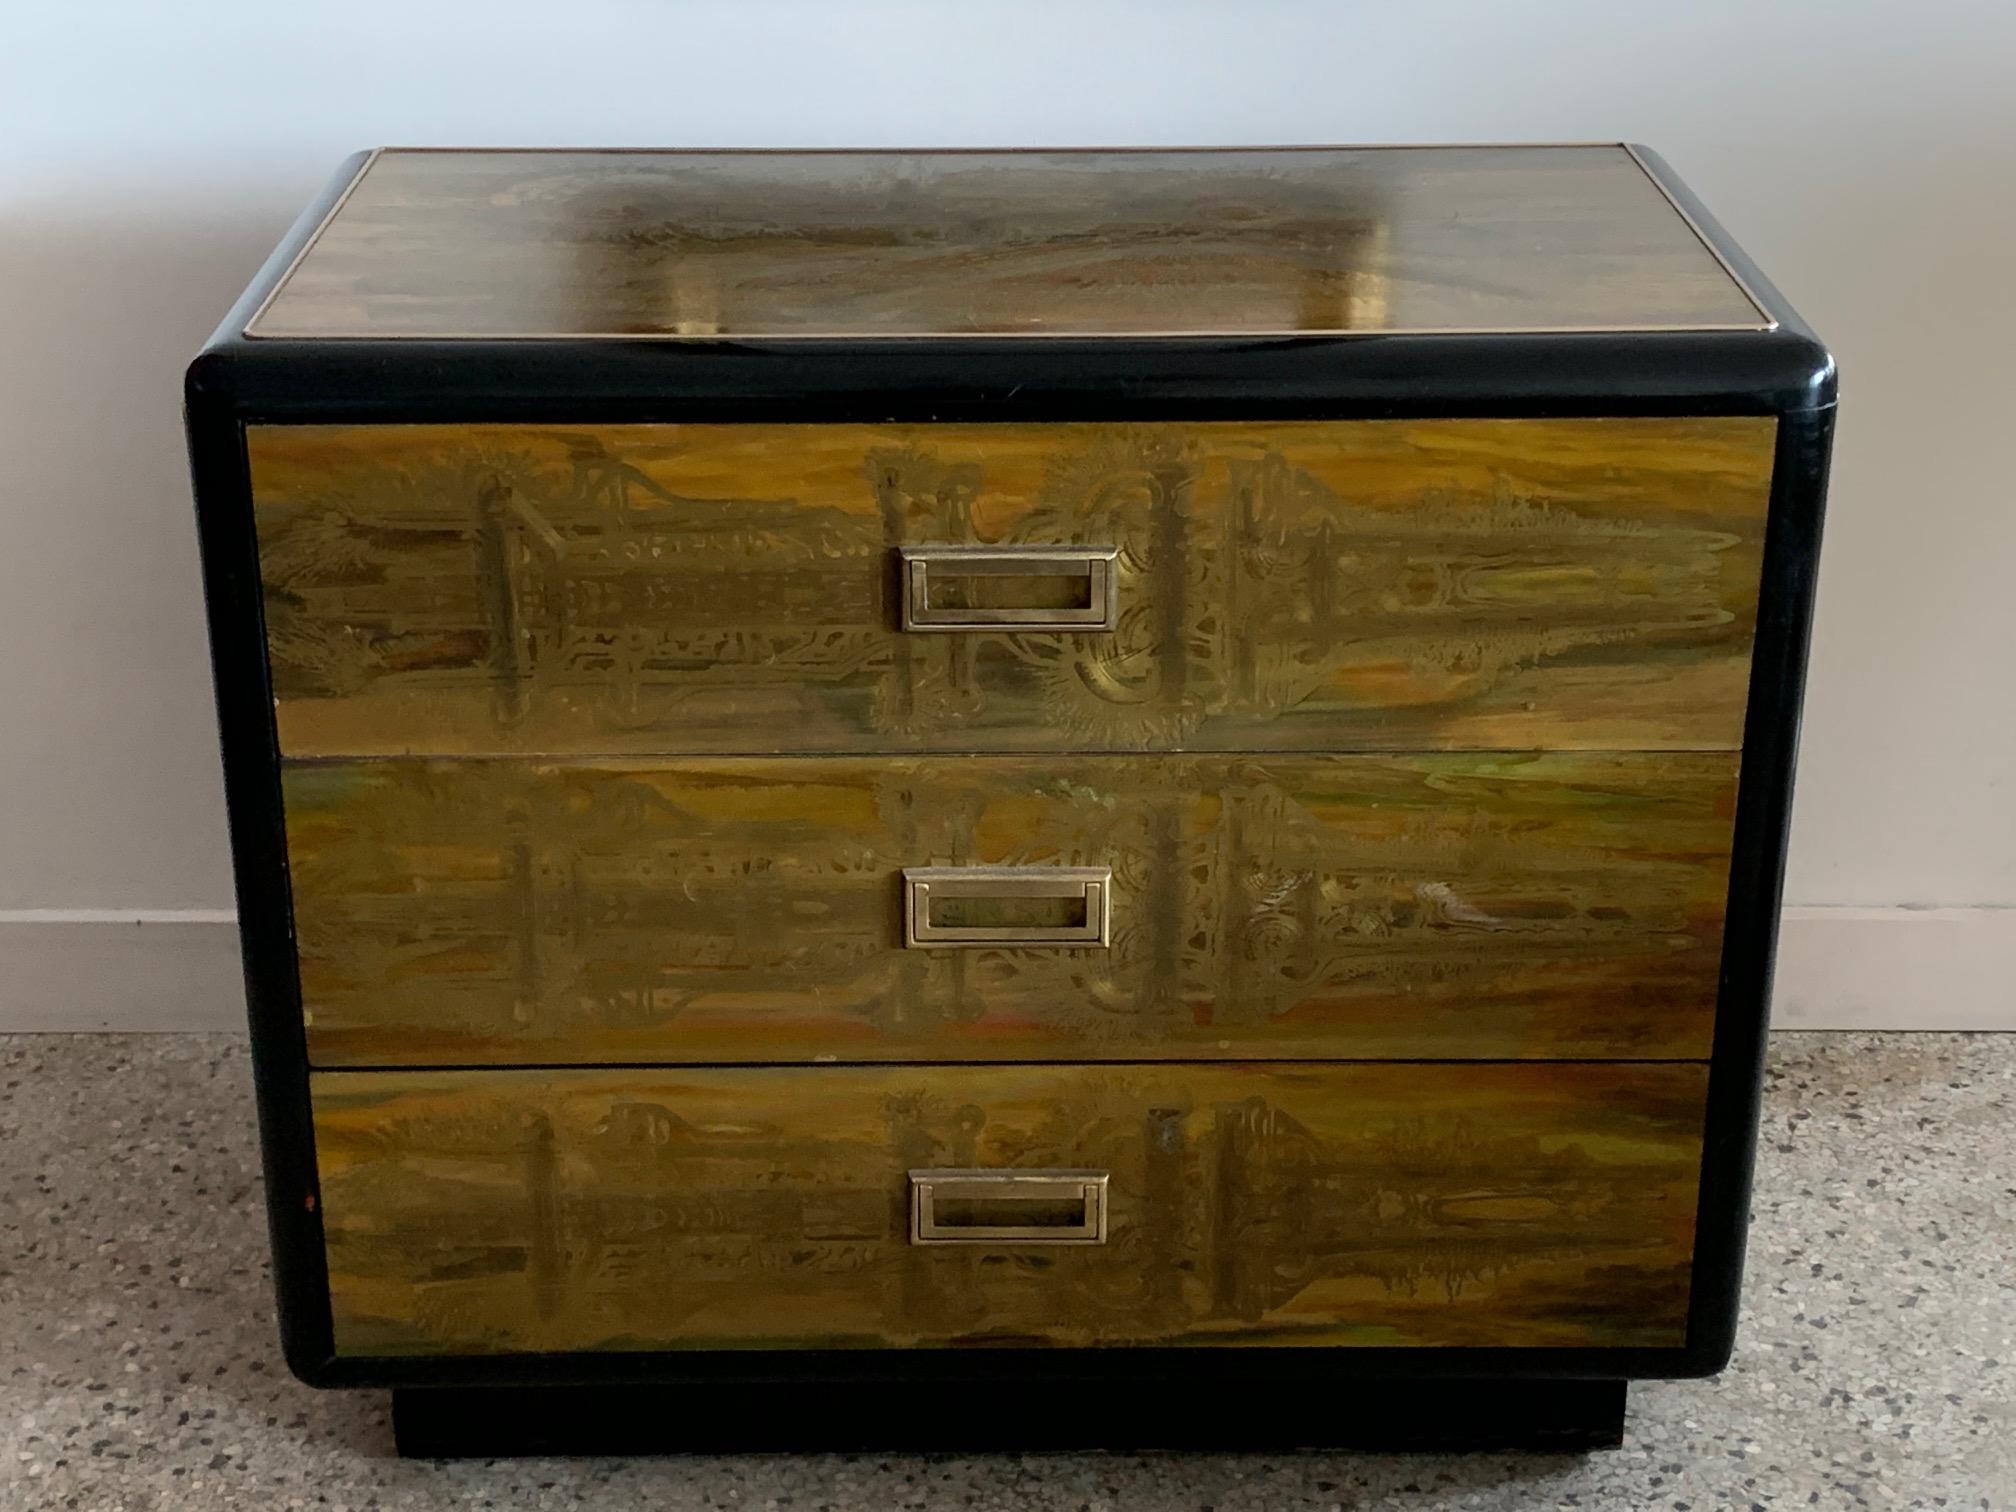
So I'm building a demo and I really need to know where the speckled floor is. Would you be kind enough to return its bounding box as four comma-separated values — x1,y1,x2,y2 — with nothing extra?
1,1033,2010,1511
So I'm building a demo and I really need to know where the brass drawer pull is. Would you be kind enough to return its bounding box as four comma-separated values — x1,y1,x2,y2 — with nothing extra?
902,865,1111,949
909,1168,1110,1245
898,545,1119,631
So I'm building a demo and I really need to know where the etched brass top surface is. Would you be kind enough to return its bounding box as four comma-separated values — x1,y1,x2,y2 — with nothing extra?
247,146,1769,340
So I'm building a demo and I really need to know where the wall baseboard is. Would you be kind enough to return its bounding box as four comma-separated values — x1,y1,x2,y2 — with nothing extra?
0,912,245,1031
1771,905,2015,1030
0,906,2010,1033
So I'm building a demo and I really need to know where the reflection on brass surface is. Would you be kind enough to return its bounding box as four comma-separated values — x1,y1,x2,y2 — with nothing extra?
313,1061,1706,1355
246,146,1767,338
284,752,1737,1066
248,419,1774,755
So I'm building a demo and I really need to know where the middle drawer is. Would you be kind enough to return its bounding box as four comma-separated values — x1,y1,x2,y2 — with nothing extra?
286,751,1736,1067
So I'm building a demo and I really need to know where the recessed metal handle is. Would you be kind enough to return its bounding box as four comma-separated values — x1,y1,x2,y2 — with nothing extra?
899,545,1119,631
902,865,1111,949
909,1168,1110,1245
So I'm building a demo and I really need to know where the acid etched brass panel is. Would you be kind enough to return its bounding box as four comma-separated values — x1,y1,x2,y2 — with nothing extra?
313,1061,1707,1355
247,146,1767,339
248,418,1775,756
285,752,1737,1067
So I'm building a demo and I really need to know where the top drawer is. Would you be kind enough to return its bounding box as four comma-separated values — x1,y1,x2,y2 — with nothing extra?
247,418,1774,757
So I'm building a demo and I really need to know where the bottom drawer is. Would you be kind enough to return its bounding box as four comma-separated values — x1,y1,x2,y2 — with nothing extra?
313,1062,1707,1357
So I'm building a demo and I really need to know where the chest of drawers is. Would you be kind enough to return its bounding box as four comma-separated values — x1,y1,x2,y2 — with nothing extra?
188,145,1833,1454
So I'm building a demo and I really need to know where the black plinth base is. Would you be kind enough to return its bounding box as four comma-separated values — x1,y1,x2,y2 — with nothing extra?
391,1377,1627,1458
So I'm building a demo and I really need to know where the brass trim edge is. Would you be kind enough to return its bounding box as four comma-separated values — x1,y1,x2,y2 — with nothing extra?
243,147,385,339
247,318,1778,341
341,140,1653,158
1621,142,1779,332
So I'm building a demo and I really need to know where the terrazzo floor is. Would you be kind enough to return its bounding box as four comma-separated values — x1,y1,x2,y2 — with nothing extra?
1,1032,2010,1510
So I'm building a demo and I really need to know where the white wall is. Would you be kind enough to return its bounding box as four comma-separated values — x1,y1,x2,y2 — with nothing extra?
3,1,2012,1028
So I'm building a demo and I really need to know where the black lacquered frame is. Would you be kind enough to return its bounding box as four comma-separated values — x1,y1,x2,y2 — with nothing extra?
185,146,1834,1410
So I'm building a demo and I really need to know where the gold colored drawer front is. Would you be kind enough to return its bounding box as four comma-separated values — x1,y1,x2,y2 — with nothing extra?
314,1060,1706,1357
248,418,1774,757
286,752,1737,1067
